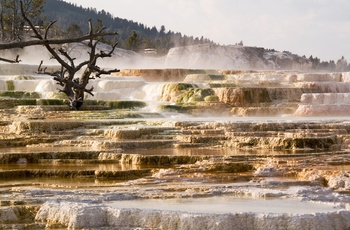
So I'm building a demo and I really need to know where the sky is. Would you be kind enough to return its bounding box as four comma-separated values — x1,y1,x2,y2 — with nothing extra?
66,0,350,61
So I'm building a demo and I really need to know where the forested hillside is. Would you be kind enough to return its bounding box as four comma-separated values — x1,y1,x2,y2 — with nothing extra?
43,0,215,55
0,0,347,71
42,0,348,71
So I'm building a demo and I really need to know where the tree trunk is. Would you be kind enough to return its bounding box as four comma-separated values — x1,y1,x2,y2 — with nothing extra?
0,1,4,41
11,1,18,40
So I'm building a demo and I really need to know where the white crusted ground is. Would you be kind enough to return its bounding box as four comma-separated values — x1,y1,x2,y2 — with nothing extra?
35,199,350,230
22,183,350,230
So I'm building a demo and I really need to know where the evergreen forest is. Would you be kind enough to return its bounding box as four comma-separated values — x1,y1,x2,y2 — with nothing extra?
43,0,215,55
0,0,348,71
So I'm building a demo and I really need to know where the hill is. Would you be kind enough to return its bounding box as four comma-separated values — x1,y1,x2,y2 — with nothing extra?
43,0,214,55
33,0,344,71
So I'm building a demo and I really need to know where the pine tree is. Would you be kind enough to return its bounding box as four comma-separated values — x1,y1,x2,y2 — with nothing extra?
0,0,45,41
127,31,141,51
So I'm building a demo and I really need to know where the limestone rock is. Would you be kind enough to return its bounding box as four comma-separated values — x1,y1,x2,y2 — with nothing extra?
35,201,350,230
0,206,38,225
0,207,18,223
35,202,108,229
294,104,350,116
328,173,350,191
213,88,271,107
114,69,208,81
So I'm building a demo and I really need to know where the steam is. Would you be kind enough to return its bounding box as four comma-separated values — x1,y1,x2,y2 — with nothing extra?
4,35,340,77
0,42,314,71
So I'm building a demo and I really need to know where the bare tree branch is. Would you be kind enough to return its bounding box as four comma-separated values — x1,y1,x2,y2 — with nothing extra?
44,21,56,39
1,1,120,110
0,32,118,50
0,55,21,63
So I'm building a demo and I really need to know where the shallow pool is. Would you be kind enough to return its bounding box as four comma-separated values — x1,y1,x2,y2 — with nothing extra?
108,196,344,214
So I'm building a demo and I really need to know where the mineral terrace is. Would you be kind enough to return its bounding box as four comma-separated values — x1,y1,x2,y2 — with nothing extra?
1,65,350,229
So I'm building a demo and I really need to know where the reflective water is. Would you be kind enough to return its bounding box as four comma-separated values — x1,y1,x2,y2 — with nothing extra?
122,147,321,156
109,196,344,214
0,163,140,171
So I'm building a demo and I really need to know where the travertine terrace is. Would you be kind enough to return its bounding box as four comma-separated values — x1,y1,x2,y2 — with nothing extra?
1,65,350,229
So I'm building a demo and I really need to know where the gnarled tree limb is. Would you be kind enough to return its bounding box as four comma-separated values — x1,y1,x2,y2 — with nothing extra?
0,55,21,63
16,0,119,110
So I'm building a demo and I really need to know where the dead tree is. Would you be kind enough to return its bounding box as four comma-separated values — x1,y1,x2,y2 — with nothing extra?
30,21,119,109
12,1,119,109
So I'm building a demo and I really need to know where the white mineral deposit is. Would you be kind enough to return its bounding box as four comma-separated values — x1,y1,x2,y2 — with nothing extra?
1,43,350,230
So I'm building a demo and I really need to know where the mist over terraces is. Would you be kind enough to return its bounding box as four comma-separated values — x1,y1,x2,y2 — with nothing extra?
40,0,342,71
0,0,346,71
0,42,314,71
164,44,312,70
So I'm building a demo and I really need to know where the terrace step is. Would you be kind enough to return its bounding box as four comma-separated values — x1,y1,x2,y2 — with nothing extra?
0,168,152,180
